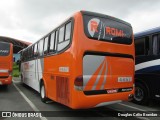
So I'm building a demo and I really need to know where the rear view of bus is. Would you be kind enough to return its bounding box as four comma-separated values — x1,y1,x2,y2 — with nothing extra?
73,11,135,108
0,42,13,86
20,11,134,109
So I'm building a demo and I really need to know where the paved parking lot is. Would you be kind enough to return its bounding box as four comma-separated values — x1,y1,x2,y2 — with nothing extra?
0,77,160,120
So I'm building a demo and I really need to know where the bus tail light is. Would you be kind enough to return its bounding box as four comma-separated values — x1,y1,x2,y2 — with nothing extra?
74,76,83,91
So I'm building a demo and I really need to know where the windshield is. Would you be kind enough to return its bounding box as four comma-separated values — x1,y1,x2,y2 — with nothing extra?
0,42,10,56
83,15,133,45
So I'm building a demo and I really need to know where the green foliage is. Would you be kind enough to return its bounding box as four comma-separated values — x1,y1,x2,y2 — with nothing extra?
12,62,20,77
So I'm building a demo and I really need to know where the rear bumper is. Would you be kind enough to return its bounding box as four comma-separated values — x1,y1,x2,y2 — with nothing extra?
0,76,12,85
71,89,134,109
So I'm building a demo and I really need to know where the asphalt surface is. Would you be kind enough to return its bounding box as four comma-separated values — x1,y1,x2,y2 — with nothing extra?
0,77,160,120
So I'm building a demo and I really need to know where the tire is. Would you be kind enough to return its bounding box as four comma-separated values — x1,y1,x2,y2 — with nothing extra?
40,81,48,103
21,74,24,83
133,82,150,105
3,85,8,89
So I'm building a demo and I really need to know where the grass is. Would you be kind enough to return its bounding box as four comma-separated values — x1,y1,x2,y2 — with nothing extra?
12,62,20,77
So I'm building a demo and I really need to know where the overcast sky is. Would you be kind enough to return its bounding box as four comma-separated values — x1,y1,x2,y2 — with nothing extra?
0,0,160,43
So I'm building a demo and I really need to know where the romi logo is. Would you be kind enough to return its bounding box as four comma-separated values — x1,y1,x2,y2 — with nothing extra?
106,27,125,37
88,18,100,37
88,18,126,38
0,50,8,53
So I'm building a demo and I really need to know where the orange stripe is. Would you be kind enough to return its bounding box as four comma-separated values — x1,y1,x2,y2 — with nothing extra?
84,59,105,90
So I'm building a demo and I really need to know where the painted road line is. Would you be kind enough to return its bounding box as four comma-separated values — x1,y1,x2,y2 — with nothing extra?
13,80,47,120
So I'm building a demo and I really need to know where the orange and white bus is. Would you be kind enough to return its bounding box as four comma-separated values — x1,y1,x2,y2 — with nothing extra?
0,42,13,87
20,11,135,109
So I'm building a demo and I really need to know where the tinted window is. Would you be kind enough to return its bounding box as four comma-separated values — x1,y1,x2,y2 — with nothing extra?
65,22,71,41
57,22,72,52
28,47,32,59
26,49,29,60
58,41,70,51
0,42,10,56
55,30,58,50
83,15,132,44
44,37,49,54
135,38,145,56
32,46,34,58
34,43,38,57
152,35,158,55
59,26,65,43
50,32,55,52
39,39,44,56
145,37,150,55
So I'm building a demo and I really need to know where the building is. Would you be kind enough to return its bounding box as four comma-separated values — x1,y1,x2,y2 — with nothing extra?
0,36,31,62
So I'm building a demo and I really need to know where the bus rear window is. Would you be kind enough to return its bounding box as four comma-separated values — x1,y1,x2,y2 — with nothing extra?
83,15,132,45
0,42,10,56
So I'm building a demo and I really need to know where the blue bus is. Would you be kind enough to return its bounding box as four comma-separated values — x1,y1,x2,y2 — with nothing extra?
133,27,160,105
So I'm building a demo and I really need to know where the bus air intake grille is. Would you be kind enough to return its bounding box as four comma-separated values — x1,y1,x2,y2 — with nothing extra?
56,76,70,106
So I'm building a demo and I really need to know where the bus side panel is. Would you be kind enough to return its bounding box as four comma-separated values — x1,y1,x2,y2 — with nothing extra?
44,52,72,106
135,56,160,100
21,59,41,92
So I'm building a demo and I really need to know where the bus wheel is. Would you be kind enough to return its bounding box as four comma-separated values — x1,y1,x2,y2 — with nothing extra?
21,74,23,83
133,82,149,105
3,85,8,88
40,82,48,103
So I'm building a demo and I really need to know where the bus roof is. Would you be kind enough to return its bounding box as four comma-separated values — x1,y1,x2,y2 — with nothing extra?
134,27,160,39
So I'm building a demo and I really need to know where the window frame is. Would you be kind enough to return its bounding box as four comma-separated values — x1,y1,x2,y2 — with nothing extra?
57,21,72,52
49,31,57,54
135,37,145,56
58,26,65,44
38,39,44,57
64,22,72,41
152,34,158,55
44,36,49,55
34,43,38,58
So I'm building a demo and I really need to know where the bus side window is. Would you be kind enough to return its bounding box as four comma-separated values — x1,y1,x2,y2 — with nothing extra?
145,37,150,55
34,43,38,58
49,32,55,53
57,22,72,52
44,36,49,55
135,38,145,56
26,50,28,60
32,46,34,59
152,35,158,55
55,30,58,51
39,39,44,57
59,26,65,43
158,34,160,54
29,47,31,59
65,22,71,41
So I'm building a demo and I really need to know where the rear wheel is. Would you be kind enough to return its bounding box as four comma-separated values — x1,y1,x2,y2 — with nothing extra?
3,85,8,88
21,74,24,83
133,82,150,105
40,81,48,103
